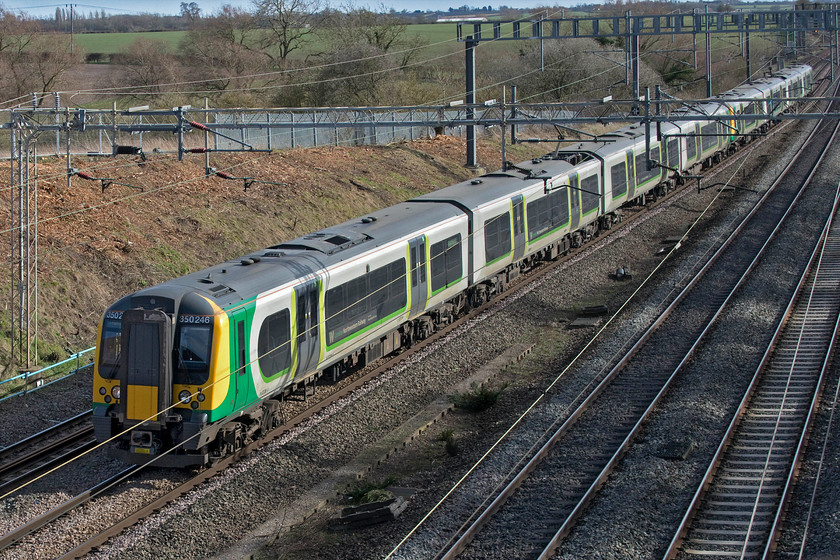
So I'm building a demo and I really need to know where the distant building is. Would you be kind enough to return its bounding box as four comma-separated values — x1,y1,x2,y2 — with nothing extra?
436,16,490,23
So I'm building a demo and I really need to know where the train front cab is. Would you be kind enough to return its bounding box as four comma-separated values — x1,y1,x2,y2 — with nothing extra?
93,290,231,466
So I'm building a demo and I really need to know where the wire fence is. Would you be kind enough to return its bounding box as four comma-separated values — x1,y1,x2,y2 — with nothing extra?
0,347,95,403
2,105,572,158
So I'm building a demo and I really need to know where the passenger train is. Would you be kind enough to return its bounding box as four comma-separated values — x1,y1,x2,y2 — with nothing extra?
92,64,813,466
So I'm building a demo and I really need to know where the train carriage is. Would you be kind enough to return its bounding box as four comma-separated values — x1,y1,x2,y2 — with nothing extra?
93,63,815,467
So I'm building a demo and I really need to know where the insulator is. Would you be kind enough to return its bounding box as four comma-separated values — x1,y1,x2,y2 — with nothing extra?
187,148,208,153
115,145,141,155
189,120,209,131
216,171,233,179
76,171,94,180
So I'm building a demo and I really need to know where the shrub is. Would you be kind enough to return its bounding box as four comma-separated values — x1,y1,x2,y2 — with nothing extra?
449,382,509,413
346,475,399,504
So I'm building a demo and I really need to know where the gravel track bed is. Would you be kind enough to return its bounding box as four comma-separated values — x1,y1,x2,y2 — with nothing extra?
385,118,831,559
252,124,821,558
548,123,840,559
0,119,828,560
0,370,92,448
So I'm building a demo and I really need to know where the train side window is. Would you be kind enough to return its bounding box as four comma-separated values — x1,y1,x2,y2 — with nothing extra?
431,234,463,292
550,189,569,227
325,259,407,346
484,212,511,264
667,139,679,170
700,122,717,150
99,318,122,379
419,241,427,284
258,309,291,378
526,196,551,241
687,126,698,161
610,163,627,199
580,175,600,215
410,246,418,287
634,146,661,185
344,276,367,321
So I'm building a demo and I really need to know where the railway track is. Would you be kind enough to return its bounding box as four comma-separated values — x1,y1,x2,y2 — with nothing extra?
0,410,95,498
663,189,840,558
386,78,840,560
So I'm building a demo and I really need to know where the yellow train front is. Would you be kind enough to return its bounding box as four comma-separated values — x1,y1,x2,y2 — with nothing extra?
92,288,248,467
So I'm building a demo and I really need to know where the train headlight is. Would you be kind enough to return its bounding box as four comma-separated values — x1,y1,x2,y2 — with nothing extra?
190,401,199,409
178,390,191,404
99,387,106,395
196,392,206,402
111,386,120,399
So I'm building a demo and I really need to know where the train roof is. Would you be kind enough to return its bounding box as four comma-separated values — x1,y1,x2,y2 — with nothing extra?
412,161,569,209
143,201,466,309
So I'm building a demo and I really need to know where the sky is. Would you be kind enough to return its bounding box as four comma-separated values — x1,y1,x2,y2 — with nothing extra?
8,0,567,18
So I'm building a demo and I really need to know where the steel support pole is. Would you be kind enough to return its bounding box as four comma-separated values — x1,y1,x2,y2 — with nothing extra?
465,36,477,168
501,86,507,169
644,88,651,171
177,106,185,161
625,11,631,87
745,20,751,83
631,16,640,99
9,123,16,371
706,6,712,97
510,85,517,145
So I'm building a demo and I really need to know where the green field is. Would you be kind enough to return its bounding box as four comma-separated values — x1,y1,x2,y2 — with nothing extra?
75,30,186,54
72,22,532,59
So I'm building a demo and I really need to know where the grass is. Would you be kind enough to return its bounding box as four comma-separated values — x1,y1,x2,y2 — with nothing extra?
70,22,518,60
151,243,192,277
437,428,459,456
75,30,187,54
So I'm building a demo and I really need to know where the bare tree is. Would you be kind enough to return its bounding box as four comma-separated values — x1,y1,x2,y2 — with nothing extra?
252,0,323,67
117,38,180,98
311,42,395,105
328,5,426,67
307,5,429,105
180,5,266,96
0,9,80,105
180,1,201,25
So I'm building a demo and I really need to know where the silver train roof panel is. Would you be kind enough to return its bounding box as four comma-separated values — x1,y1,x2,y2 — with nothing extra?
411,163,571,209
154,202,467,308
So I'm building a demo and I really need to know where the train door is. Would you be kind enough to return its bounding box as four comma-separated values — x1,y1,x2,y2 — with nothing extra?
119,308,172,426
626,151,636,199
295,279,321,378
569,173,580,230
511,195,526,260
231,307,252,413
409,236,428,317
